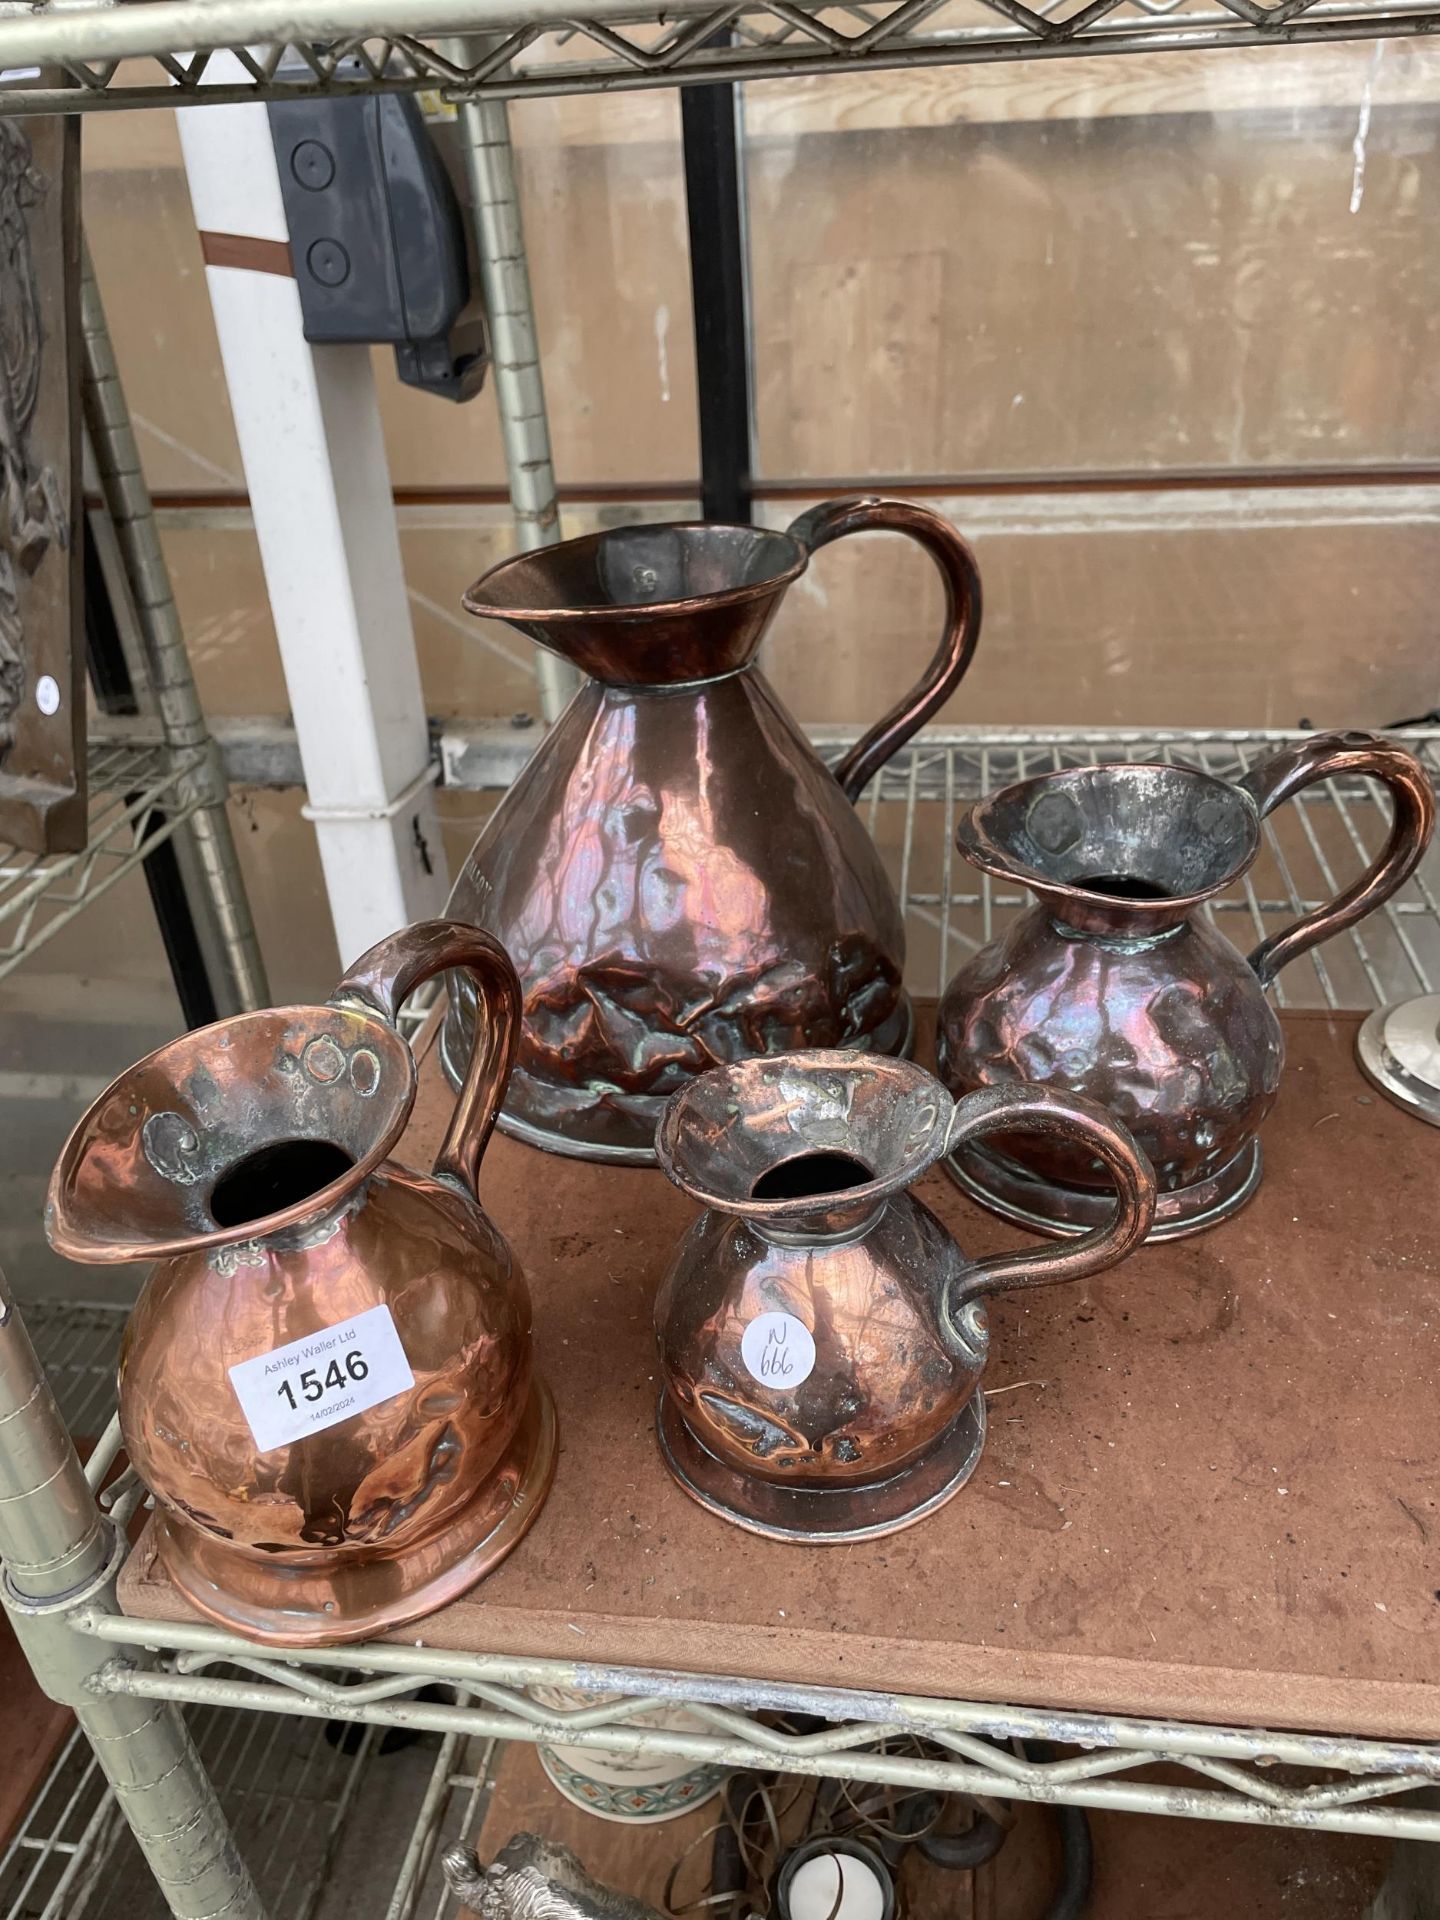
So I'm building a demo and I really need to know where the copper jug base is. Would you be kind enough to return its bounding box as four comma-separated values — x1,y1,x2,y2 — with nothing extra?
459,995,916,1166
942,1137,1262,1243
655,1389,986,1544
152,1379,558,1647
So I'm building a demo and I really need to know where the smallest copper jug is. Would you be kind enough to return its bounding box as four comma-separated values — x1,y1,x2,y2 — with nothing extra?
653,1052,1155,1543
937,730,1435,1240
46,921,556,1647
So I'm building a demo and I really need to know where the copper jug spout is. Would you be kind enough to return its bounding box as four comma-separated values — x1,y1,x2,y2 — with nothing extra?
460,521,806,684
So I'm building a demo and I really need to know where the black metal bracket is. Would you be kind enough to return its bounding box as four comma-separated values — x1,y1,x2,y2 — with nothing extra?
681,52,754,524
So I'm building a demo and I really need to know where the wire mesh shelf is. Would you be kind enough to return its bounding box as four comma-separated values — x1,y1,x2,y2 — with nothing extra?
828,728,1440,1011
5,723,1439,1913
1,1711,392,1920
0,0,1434,118
384,1735,499,1920
0,740,209,985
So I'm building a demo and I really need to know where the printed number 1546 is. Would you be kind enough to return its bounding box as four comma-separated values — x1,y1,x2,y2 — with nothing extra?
276,1350,369,1412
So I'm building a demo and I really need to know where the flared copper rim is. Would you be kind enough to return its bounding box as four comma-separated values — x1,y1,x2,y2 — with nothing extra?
45,1003,417,1264
462,521,808,624
655,1049,952,1229
956,759,1262,916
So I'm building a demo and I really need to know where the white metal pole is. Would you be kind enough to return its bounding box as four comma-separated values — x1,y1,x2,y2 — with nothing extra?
175,61,449,969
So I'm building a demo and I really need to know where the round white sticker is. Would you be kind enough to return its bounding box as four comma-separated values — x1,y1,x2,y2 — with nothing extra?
36,674,60,716
740,1311,817,1390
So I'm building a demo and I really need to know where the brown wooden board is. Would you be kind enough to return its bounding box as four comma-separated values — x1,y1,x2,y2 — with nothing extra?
120,1008,1440,1742
0,105,83,854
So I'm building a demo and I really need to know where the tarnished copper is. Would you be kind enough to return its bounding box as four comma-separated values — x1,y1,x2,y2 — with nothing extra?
442,496,984,1163
45,920,556,1647
937,730,1436,1240
652,1050,1155,1542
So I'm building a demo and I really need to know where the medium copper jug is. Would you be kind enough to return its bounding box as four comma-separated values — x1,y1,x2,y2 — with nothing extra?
442,496,982,1163
45,921,556,1647
653,1052,1155,1542
936,731,1435,1240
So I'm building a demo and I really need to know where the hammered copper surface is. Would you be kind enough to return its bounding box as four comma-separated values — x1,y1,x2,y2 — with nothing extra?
442,496,983,1163
936,730,1436,1239
45,920,557,1646
652,1050,1154,1540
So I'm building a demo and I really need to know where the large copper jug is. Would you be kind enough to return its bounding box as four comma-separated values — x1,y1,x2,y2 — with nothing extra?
442,496,982,1163
45,922,556,1646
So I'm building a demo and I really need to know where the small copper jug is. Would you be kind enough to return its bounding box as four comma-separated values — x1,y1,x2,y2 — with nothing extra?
45,921,556,1646
653,1052,1155,1543
442,496,982,1164
937,731,1435,1240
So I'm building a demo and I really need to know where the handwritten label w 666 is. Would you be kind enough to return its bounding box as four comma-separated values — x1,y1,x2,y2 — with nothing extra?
740,1311,817,1390
227,1304,414,1453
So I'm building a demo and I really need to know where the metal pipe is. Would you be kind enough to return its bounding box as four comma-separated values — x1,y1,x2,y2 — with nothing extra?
0,1268,267,1920
4,7,1440,119
82,1412,122,1490
681,47,754,523
383,1719,467,1920
90,1665,1440,1842
443,39,579,725
79,238,270,1016
69,1609,1440,1782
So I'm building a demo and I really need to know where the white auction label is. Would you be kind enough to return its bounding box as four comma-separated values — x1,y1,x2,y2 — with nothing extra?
228,1303,414,1454
740,1311,817,1390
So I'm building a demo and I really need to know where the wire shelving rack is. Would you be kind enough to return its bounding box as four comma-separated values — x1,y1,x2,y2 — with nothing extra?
3,3,1440,1918
1,0,1438,118
5,724,1440,1920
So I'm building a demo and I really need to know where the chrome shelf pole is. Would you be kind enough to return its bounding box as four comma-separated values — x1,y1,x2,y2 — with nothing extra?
79,241,270,1016
445,37,580,724
0,1268,266,1920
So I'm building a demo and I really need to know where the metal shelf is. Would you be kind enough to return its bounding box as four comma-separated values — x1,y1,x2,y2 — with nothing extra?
836,725,1440,1009
0,737,212,985
3,1709,387,1920
0,0,1435,118
6,1259,1440,1900
437,720,1440,1010
6,722,1439,1920
73,1615,1440,1843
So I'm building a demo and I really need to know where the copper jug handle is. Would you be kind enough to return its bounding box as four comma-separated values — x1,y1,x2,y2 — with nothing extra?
1236,731,1435,991
939,1085,1156,1353
331,920,522,1202
785,496,982,803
